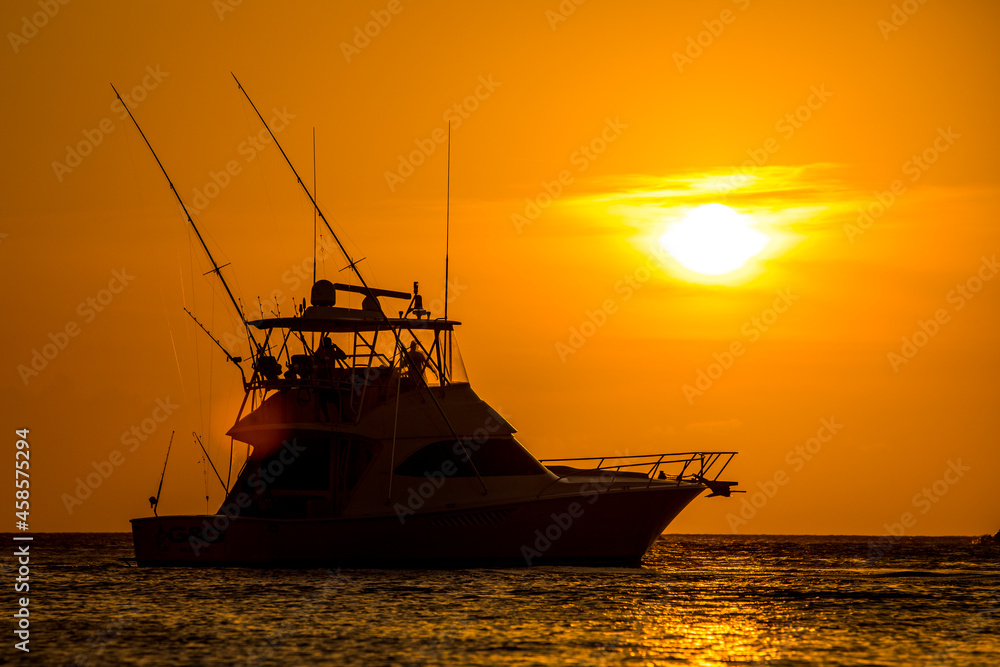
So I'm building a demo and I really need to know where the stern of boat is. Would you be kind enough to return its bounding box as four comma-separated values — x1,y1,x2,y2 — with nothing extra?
131,514,265,566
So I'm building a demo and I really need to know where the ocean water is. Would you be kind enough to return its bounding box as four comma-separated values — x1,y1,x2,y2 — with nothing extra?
6,533,998,666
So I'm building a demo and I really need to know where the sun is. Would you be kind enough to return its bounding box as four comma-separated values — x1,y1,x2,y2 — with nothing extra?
658,203,770,276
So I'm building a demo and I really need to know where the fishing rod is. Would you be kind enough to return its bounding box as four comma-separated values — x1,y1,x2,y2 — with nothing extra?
230,74,489,494
111,84,260,359
149,430,175,517
193,432,229,494
183,307,247,384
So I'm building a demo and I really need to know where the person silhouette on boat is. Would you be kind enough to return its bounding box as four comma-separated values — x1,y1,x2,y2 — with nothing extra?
316,336,347,367
314,336,346,420
406,340,427,378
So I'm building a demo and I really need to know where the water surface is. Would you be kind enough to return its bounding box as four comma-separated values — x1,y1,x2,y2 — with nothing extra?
8,533,999,666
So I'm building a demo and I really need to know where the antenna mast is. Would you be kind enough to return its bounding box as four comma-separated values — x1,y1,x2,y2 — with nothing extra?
231,74,489,494
111,84,258,355
444,120,451,321
313,126,317,285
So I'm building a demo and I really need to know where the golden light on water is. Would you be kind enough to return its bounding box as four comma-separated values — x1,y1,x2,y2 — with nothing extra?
658,203,770,276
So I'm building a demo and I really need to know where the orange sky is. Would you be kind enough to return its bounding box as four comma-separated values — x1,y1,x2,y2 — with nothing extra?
1,0,998,535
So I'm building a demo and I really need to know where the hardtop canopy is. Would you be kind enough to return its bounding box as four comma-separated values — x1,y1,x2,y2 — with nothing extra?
249,307,462,333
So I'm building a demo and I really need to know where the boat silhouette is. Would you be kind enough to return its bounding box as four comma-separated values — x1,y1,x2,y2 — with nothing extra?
120,77,740,567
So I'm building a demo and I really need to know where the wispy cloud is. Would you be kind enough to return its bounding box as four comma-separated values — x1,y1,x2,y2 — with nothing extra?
597,164,860,232
519,163,864,243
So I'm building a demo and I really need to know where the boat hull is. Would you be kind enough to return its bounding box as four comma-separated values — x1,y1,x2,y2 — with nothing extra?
132,485,703,567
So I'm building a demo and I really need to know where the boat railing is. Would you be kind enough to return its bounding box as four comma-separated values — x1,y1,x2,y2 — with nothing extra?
537,451,737,489
249,368,389,393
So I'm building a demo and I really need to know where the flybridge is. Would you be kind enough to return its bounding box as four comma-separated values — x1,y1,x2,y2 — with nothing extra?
244,278,469,407
250,280,461,332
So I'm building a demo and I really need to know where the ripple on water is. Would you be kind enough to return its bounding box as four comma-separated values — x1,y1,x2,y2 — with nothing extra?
11,533,1000,666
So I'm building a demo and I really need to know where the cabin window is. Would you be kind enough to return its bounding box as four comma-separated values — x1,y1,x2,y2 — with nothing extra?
260,439,331,492
232,435,382,519
336,438,377,493
395,438,547,477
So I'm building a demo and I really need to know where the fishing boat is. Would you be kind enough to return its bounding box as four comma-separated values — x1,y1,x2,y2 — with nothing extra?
123,77,740,567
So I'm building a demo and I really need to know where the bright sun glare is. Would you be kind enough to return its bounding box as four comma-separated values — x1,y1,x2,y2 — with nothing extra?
658,203,770,276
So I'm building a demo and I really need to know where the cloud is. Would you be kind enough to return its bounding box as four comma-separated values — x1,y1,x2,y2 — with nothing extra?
523,163,865,242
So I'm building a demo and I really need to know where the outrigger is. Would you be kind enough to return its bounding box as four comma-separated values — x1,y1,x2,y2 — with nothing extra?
121,78,739,567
